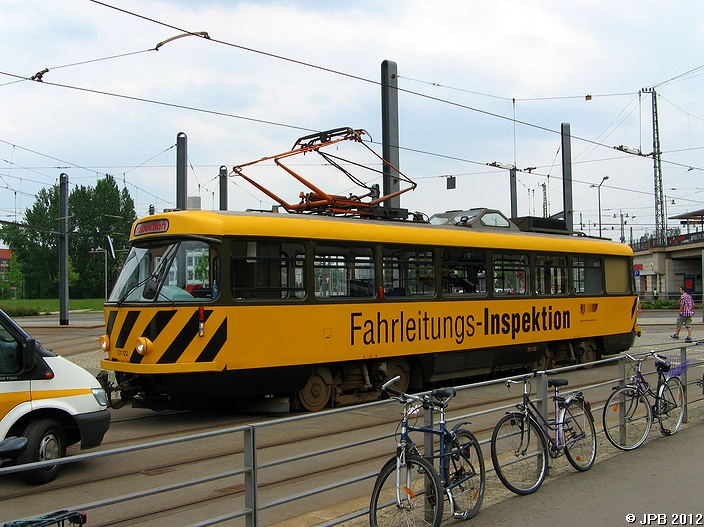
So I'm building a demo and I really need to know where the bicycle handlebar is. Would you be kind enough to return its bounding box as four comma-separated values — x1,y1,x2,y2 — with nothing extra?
503,370,557,388
381,376,456,408
624,350,667,363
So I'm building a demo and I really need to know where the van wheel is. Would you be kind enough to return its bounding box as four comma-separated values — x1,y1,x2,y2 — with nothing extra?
18,418,67,484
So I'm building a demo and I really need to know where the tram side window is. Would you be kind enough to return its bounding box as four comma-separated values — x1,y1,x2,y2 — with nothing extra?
314,245,375,298
604,256,631,294
535,255,568,295
383,247,435,297
231,240,306,300
572,256,603,295
492,253,528,295
441,250,486,297
163,240,219,301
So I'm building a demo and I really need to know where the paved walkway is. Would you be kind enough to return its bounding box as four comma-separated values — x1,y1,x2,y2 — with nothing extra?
470,416,704,527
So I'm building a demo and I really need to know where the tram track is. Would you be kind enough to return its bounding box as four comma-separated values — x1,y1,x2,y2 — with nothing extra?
66,368,624,526
4,323,701,525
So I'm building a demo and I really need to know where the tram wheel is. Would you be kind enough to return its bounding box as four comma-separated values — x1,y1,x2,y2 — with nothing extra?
383,359,411,395
578,340,598,368
297,370,332,412
532,351,552,371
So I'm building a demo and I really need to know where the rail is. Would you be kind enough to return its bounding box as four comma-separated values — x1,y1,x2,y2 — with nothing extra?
2,344,703,527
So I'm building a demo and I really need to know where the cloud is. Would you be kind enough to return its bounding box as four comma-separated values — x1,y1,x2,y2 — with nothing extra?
1,0,704,239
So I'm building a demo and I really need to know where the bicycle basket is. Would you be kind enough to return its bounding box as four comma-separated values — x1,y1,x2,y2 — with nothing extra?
667,356,689,377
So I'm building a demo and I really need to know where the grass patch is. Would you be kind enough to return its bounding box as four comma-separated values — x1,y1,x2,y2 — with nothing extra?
0,298,105,317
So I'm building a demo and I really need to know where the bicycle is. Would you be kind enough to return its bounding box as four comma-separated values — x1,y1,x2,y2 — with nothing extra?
3,510,87,527
490,372,597,495
0,436,27,463
369,376,486,527
602,351,685,451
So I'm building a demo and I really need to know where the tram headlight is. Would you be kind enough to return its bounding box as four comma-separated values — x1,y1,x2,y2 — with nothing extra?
99,335,110,351
135,337,151,355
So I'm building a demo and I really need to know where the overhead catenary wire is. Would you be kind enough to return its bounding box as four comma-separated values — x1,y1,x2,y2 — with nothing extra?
4,2,704,177
1,1,703,235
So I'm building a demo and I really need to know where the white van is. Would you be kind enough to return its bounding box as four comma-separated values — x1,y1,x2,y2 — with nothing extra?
0,309,110,483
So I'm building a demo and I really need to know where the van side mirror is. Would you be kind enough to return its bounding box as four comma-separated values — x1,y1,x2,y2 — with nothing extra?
23,338,36,371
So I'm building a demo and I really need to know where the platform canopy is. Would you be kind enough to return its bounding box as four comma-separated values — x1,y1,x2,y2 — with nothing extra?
670,208,704,225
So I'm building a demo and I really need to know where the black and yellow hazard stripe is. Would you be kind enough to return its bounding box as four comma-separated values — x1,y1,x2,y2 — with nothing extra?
104,308,228,371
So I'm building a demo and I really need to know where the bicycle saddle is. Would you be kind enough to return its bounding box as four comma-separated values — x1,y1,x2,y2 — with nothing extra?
548,378,569,387
431,387,457,399
655,359,670,372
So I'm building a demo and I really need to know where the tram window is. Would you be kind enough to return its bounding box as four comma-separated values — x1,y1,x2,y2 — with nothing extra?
605,256,630,293
163,240,219,301
573,256,603,295
480,212,511,228
535,255,568,295
314,245,375,298
441,250,486,297
492,253,528,296
231,240,306,300
383,247,435,297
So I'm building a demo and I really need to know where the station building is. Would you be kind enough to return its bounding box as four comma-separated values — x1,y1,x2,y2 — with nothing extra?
632,209,704,303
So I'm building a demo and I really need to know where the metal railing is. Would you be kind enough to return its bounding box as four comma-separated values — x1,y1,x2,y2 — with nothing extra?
2,344,703,527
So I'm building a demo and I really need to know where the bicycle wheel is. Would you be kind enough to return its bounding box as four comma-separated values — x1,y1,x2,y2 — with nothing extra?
562,398,596,471
369,454,444,527
658,376,684,435
490,412,548,495
445,428,485,520
602,386,652,450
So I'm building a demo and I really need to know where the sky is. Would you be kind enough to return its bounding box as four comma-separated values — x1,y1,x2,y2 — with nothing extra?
2,0,704,245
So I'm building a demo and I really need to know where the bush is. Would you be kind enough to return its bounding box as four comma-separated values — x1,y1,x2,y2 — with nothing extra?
0,305,41,317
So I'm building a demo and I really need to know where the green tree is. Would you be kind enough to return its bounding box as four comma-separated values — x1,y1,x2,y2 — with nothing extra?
2,253,25,299
0,175,137,299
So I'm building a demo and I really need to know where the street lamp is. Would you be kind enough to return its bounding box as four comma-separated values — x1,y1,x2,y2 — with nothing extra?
590,176,609,237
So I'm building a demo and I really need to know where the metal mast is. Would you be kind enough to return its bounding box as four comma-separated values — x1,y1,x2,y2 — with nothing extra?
642,87,665,245
541,183,548,218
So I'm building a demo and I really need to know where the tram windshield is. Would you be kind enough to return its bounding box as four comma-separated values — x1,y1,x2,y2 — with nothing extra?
109,239,219,304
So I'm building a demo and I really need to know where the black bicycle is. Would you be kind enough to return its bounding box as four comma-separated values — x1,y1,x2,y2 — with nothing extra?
3,511,87,527
490,372,597,495
603,351,685,450
0,436,27,463
369,377,485,526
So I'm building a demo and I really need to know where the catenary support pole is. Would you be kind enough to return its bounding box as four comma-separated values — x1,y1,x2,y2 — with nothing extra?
381,60,400,210
561,123,574,232
219,166,228,211
176,132,187,211
59,173,69,325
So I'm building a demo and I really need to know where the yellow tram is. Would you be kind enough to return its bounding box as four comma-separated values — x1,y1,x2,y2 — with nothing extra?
99,207,639,411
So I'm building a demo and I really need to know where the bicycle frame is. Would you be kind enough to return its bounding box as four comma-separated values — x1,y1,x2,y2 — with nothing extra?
625,353,672,410
509,377,586,454
400,403,469,492
389,385,479,519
